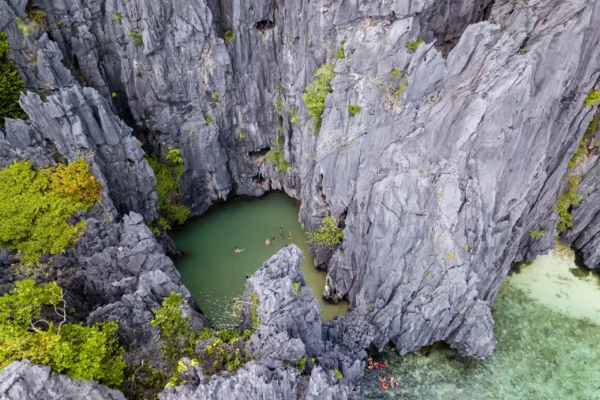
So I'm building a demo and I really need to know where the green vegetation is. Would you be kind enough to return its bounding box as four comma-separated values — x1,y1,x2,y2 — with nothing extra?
306,216,344,250
0,32,28,126
238,131,245,139
556,115,598,232
347,104,361,116
290,106,300,124
584,90,600,106
212,92,219,101
0,159,101,266
204,114,212,126
113,13,122,21
302,63,334,133
111,92,117,98
529,230,547,239
0,280,125,387
297,357,306,372
16,17,34,36
274,85,283,117
266,124,291,174
128,31,143,46
26,7,47,27
151,292,198,366
56,19,61,26
224,30,235,42
145,148,190,231
334,369,343,379
335,42,345,60
374,67,408,108
293,282,300,295
406,37,424,52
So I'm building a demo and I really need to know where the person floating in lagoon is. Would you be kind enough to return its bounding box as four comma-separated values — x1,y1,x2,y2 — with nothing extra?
271,236,277,242
234,247,245,253
265,238,271,246
288,231,292,240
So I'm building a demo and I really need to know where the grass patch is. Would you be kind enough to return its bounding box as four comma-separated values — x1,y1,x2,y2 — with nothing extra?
406,37,424,52
347,104,361,116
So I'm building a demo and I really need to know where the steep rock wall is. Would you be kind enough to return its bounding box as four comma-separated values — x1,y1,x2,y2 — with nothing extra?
1,0,599,360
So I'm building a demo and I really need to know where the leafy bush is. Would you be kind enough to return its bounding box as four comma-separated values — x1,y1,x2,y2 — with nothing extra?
146,149,190,231
212,92,219,101
266,148,291,174
584,90,600,106
0,32,27,127
347,104,361,116
334,369,343,379
128,31,143,46
0,280,125,387
556,174,583,233
302,63,334,133
15,17,34,36
0,159,101,265
406,37,424,52
306,216,344,250
224,30,235,42
290,106,300,124
113,13,121,21
204,115,212,126
151,292,198,366
529,230,547,239
297,357,306,372
293,282,300,295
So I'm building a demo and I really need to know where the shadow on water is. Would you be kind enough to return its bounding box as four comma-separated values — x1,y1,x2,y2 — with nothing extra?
170,191,348,328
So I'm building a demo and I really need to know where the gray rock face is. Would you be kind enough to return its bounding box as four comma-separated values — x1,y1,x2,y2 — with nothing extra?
1,0,600,368
53,212,209,350
0,360,126,400
161,246,370,399
0,86,157,221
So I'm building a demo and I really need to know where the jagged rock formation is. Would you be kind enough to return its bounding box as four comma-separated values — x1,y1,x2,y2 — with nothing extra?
1,0,599,377
160,245,372,399
0,360,126,400
0,86,157,221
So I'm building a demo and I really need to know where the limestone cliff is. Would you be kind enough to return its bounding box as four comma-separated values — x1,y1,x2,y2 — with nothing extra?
1,0,599,378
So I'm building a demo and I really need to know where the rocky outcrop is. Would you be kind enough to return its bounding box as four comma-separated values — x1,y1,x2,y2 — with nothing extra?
1,0,600,365
49,212,209,352
160,246,372,399
0,86,157,221
0,360,126,400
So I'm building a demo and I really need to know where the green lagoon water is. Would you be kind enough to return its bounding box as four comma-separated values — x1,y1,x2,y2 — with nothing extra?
171,192,348,328
362,249,600,399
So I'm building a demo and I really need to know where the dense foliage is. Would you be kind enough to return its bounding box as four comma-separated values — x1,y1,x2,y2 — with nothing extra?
584,90,600,106
146,148,190,231
0,32,28,127
347,104,361,116
306,216,344,249
151,292,199,366
302,63,334,133
0,280,125,387
0,159,101,265
266,126,291,174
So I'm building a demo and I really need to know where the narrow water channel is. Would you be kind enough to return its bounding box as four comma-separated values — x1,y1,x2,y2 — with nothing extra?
171,192,348,327
362,248,600,399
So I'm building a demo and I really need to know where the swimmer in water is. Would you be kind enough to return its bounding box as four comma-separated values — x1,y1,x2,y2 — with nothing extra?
288,231,292,240
271,236,277,242
279,227,284,239
265,238,271,246
234,247,245,253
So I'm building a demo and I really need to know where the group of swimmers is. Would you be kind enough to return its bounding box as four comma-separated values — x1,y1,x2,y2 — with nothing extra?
366,357,399,391
265,227,292,246
233,227,293,253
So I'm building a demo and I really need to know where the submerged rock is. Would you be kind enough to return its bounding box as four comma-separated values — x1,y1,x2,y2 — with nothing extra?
0,360,125,400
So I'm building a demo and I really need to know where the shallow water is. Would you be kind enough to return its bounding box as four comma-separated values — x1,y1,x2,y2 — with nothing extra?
362,249,600,399
171,192,348,327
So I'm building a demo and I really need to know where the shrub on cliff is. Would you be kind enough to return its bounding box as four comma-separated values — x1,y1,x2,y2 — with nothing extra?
306,216,344,249
0,158,101,266
302,63,334,133
0,279,126,387
0,32,28,127
146,147,190,231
